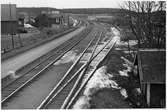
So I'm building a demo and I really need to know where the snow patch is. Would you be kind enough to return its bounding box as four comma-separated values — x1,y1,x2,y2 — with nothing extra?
120,88,128,99
115,47,122,50
134,88,141,95
24,23,34,28
111,27,120,36
73,66,121,109
123,50,135,54
121,57,133,68
119,70,129,77
73,36,124,109
53,50,79,65
112,36,120,44
133,65,138,76
129,40,138,46
119,56,134,77
110,27,121,44
72,96,91,109
116,40,137,46
7,71,19,79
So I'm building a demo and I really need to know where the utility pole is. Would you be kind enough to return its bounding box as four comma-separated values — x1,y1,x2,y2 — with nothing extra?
68,15,70,27
28,11,31,23
9,3,15,49
18,33,23,47
47,7,49,27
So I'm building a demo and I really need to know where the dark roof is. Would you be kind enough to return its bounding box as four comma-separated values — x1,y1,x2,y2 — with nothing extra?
138,49,165,83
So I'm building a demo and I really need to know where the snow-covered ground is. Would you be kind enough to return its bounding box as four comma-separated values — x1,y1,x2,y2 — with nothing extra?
72,64,130,109
72,26,139,109
73,66,120,109
119,56,133,77
72,27,123,109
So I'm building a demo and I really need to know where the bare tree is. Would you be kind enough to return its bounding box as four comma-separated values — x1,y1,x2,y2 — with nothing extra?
121,1,166,48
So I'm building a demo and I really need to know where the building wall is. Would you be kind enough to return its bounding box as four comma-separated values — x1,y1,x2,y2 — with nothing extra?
142,83,166,108
49,17,61,24
150,84,165,108
1,4,18,34
1,21,18,34
1,4,17,21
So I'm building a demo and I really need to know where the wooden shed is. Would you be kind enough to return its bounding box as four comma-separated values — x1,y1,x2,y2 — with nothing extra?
134,49,166,108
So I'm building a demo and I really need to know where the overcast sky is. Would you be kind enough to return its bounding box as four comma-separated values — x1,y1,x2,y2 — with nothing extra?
1,0,123,8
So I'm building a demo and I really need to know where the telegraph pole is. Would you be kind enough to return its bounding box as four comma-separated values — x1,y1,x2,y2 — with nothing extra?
68,15,70,27
9,3,15,49
47,7,49,27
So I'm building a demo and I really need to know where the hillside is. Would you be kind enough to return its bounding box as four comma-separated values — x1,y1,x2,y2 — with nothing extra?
61,8,126,14
17,7,61,17
17,7,127,16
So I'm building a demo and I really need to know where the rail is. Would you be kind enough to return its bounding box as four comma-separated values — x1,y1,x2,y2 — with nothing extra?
1,26,93,105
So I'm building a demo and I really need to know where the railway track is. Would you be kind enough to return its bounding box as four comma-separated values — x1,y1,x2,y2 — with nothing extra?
65,38,117,109
1,25,93,105
2,23,117,109
37,31,117,109
36,31,102,109
2,25,92,88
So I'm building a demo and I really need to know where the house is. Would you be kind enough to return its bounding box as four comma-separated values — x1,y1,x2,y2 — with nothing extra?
47,13,75,28
48,13,64,26
1,4,18,34
40,10,64,27
134,49,165,108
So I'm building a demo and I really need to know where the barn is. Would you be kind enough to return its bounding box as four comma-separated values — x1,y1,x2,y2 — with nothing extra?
134,49,165,108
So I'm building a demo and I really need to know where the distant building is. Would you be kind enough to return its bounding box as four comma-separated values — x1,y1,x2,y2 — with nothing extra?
48,10,60,14
1,4,18,34
41,10,60,14
47,13,74,27
134,49,165,108
48,13,64,26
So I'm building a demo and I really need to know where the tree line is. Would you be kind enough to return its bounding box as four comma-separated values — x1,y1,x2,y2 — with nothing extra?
121,1,166,48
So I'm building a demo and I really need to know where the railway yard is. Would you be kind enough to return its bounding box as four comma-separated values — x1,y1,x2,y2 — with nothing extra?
1,20,125,109
3,15,165,108
1,1,166,109
2,14,166,108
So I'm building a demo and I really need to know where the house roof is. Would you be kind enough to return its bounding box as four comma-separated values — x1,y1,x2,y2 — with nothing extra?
1,4,17,21
138,49,165,84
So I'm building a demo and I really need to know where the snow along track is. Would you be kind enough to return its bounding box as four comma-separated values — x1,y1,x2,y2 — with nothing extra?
66,36,118,109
